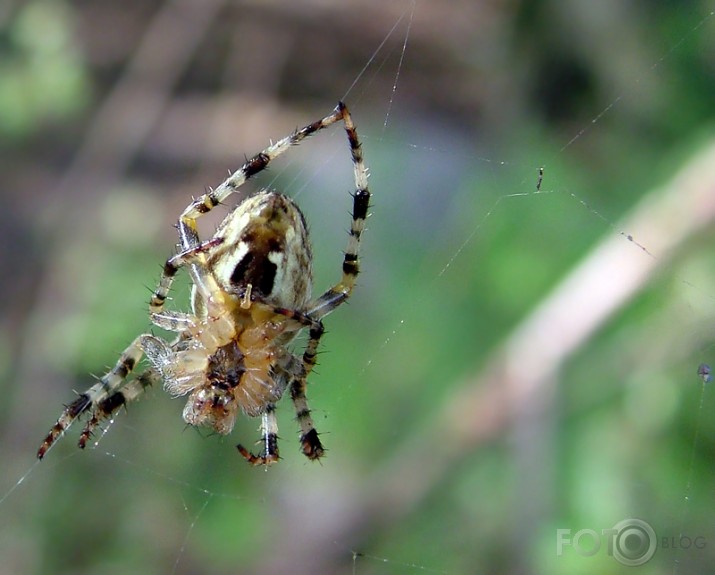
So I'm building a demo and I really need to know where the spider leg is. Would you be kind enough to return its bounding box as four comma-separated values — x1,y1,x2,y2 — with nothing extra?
308,105,370,319
37,336,147,459
237,404,279,465
176,103,350,239
290,378,324,461
268,318,327,460
149,236,223,314
77,369,159,449
289,318,327,460
240,294,326,460
150,310,196,332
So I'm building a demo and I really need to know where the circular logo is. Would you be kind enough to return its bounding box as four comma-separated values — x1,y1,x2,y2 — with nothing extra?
611,519,657,566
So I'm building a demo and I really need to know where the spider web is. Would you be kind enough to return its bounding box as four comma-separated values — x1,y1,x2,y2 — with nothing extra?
1,2,715,574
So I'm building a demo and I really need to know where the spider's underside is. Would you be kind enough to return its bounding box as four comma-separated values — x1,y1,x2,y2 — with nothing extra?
37,102,370,465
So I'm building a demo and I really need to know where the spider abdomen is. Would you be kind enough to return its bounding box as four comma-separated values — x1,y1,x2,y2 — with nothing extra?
208,190,313,309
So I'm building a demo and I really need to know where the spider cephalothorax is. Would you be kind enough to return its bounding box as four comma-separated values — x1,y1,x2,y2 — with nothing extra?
38,102,370,465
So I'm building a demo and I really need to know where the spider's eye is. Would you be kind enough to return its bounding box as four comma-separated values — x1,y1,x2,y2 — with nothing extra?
231,252,277,296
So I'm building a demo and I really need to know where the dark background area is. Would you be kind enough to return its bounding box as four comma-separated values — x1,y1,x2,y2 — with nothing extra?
1,1,715,574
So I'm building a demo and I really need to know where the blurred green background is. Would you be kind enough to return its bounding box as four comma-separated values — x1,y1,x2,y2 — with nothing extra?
1,1,715,574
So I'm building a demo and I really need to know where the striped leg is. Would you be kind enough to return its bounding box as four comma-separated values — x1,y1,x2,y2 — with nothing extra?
149,237,223,314
77,369,159,448
37,336,146,459
241,296,326,460
287,343,325,463
236,404,280,465
290,320,326,460
291,378,325,460
176,103,351,238
308,105,371,319
291,104,369,458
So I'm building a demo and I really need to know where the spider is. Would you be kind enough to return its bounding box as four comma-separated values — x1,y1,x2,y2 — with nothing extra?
37,102,370,465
